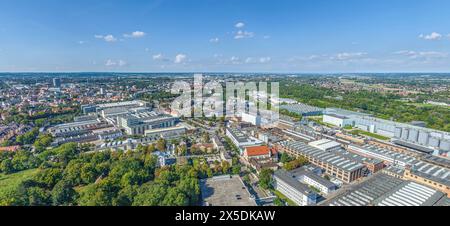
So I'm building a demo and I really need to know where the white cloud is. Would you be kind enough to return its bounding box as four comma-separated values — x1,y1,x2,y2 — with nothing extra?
419,32,442,40
394,50,448,59
105,59,127,67
105,59,115,66
235,22,245,28
245,57,254,63
234,30,254,39
78,41,86,45
259,57,271,63
230,56,241,64
104,35,117,42
153,53,165,60
209,37,220,43
263,35,271,39
118,60,127,66
95,34,117,42
174,54,187,64
124,31,146,38
331,52,367,61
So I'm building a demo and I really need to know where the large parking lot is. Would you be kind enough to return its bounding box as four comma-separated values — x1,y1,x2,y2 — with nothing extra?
200,175,257,206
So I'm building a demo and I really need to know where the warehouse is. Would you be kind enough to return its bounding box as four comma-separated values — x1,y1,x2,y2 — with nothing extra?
277,141,365,183
280,103,323,116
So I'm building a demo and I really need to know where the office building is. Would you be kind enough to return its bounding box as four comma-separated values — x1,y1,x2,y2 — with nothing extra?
290,168,337,195
273,170,318,206
53,78,61,88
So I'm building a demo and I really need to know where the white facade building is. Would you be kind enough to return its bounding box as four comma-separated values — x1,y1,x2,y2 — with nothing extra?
273,170,318,206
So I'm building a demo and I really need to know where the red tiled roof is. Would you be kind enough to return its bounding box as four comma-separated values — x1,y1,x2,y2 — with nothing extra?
245,146,270,156
0,146,20,152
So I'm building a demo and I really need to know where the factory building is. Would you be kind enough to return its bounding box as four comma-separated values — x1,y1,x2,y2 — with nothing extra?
324,108,450,152
280,103,323,116
277,141,365,183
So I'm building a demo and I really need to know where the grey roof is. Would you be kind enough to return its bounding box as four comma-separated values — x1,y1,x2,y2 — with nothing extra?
434,196,450,206
411,161,450,187
373,181,444,206
392,140,435,154
421,155,450,169
280,103,323,115
226,127,251,143
278,141,365,173
383,165,405,176
326,173,404,206
274,170,317,196
325,113,349,120
290,168,336,189
355,144,418,165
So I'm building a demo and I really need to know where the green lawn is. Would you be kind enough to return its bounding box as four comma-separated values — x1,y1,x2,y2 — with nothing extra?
350,130,390,141
271,189,298,206
0,169,39,205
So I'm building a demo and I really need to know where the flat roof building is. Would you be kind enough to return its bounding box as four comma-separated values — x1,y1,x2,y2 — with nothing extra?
226,127,264,151
309,139,342,152
290,168,337,195
276,141,365,183
273,169,318,206
280,103,323,116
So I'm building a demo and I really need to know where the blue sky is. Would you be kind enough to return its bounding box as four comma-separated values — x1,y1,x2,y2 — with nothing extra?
1,0,450,72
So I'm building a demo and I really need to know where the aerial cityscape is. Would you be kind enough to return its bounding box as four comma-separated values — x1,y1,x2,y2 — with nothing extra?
1,0,450,215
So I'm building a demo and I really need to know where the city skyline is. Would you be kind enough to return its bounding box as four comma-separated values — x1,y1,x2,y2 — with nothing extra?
1,0,450,73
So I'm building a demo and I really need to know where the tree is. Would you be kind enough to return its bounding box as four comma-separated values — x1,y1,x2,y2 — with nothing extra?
280,152,292,163
232,165,241,175
273,197,285,206
283,157,309,171
51,179,77,206
259,169,274,190
0,158,14,174
221,161,230,174
26,186,51,206
156,138,166,151
33,134,53,153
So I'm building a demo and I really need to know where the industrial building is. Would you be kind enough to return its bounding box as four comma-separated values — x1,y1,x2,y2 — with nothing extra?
326,172,446,206
273,169,318,206
144,125,186,140
347,144,418,167
323,108,450,153
373,181,446,206
241,112,262,126
117,111,178,135
280,103,324,116
289,168,337,195
226,127,264,151
277,141,365,183
309,139,342,152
